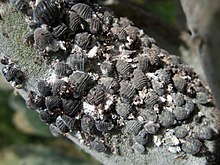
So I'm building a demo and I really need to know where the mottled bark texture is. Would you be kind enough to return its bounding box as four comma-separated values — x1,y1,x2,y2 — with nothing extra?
181,0,220,110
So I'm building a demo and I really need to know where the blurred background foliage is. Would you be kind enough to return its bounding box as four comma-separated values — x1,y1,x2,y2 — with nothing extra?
0,0,190,164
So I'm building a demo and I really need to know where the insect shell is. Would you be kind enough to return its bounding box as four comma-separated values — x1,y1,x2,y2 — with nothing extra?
140,109,158,123
172,93,185,107
89,18,102,34
61,114,76,130
132,142,145,154
131,70,148,91
34,28,54,51
34,0,60,26
195,126,215,140
115,102,133,119
155,68,171,85
95,119,114,132
39,109,58,124
181,138,202,155
125,120,142,135
159,110,175,128
151,79,165,96
9,0,30,14
100,61,114,77
135,129,149,145
69,71,95,96
173,107,190,121
67,52,85,71
196,92,210,105
52,23,71,39
51,79,68,96
99,77,120,94
174,126,188,139
86,85,106,105
45,96,62,113
54,62,73,78
144,92,159,108
90,139,107,153
136,56,150,73
71,3,93,20
144,122,160,134
61,98,83,117
55,116,70,133
37,80,52,97
184,98,195,114
119,81,136,102
27,91,46,110
68,12,86,33
172,74,187,93
74,32,92,49
116,59,132,78
80,115,95,133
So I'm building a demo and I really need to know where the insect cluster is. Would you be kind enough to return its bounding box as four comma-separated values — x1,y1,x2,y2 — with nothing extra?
1,0,219,160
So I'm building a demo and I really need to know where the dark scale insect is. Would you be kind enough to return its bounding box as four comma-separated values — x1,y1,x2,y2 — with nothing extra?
39,109,58,124
62,98,82,117
67,52,85,71
2,66,25,86
69,71,95,96
140,109,158,123
196,92,210,105
116,59,132,78
34,28,54,51
89,18,102,34
55,116,69,133
195,126,215,140
80,115,95,133
144,122,160,134
184,98,195,114
145,53,162,72
34,0,60,26
117,29,127,42
173,107,190,121
68,12,86,33
174,126,188,139
125,120,142,135
100,61,114,77
24,31,35,46
27,91,46,110
119,81,136,102
159,110,175,128
102,10,114,27
181,138,202,155
86,85,106,105
99,77,120,94
115,102,133,119
52,23,71,39
9,0,30,14
95,119,114,132
172,93,185,107
37,80,52,97
131,70,148,91
54,62,73,78
51,79,68,96
151,79,165,96
71,3,93,20
90,139,107,153
74,32,92,49
61,114,76,130
144,92,159,108
172,74,187,93
155,68,171,85
136,56,150,73
45,96,62,114
135,129,149,145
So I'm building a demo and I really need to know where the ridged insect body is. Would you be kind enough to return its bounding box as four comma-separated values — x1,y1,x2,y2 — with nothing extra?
27,91,46,110
115,102,133,118
53,23,70,39
196,92,210,105
181,138,202,155
173,107,190,121
54,62,73,78
174,126,188,139
68,12,86,33
99,77,120,94
80,115,95,133
136,56,150,73
51,79,67,96
34,0,60,26
155,68,171,85
67,53,85,71
45,96,62,113
131,70,148,90
55,116,69,133
135,129,149,145
116,59,132,78
39,110,58,124
119,81,136,102
62,98,82,116
172,93,185,107
34,28,54,51
69,71,95,95
37,80,52,97
144,122,160,134
61,114,76,130
86,85,106,105
74,32,92,49
100,61,114,77
125,120,142,135
10,0,29,13
89,18,102,34
184,98,195,114
151,80,165,96
196,126,215,140
144,92,159,108
95,119,113,132
140,109,157,123
71,3,93,20
2,66,25,85
159,110,175,128
90,140,107,153
172,75,187,93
